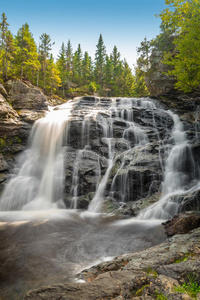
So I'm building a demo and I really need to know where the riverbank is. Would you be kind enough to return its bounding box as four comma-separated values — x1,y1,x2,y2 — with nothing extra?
25,222,200,299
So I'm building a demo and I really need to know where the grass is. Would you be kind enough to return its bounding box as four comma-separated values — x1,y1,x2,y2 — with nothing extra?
155,290,168,300
174,274,200,299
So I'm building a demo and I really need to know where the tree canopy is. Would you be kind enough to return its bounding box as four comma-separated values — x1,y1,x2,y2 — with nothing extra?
0,16,138,97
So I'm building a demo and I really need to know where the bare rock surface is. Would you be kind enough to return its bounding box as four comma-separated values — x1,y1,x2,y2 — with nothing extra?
5,79,48,111
163,211,200,236
25,227,200,300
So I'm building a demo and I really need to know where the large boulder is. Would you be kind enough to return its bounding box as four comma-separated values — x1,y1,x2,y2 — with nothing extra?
5,79,48,111
163,211,200,236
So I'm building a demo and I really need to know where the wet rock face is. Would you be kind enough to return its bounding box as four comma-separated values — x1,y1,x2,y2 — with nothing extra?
62,96,200,212
63,97,174,210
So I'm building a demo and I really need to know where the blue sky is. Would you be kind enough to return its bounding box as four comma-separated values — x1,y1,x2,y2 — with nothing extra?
1,0,166,68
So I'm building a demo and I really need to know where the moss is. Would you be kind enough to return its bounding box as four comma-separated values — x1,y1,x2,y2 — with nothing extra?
174,252,196,264
174,253,189,263
145,267,158,278
0,138,6,147
135,284,149,296
155,290,168,300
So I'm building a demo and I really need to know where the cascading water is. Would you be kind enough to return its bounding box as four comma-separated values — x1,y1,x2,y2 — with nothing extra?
138,110,199,219
1,95,199,299
0,96,199,218
0,101,73,211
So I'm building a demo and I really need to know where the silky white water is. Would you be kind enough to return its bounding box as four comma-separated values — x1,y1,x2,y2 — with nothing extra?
0,101,73,211
139,110,199,219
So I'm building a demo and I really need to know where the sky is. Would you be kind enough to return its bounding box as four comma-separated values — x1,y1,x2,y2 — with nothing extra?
0,0,166,68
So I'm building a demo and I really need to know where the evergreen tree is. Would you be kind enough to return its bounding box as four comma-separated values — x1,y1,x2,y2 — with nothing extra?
121,60,135,96
137,37,153,72
65,39,73,88
0,13,9,49
46,54,61,94
0,13,11,79
82,51,92,85
57,42,67,97
104,55,113,93
72,44,82,84
2,30,16,79
111,45,121,79
15,23,39,80
94,34,106,87
39,33,54,89
134,66,149,97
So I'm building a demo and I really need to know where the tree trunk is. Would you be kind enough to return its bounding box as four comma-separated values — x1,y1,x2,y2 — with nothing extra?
37,70,39,87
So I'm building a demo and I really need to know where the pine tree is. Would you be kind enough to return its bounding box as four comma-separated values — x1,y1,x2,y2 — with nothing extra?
72,44,82,85
39,33,54,89
57,42,67,97
94,34,106,87
65,39,73,88
111,45,121,79
0,13,9,49
15,23,39,80
121,60,135,96
104,55,113,94
46,54,61,94
137,37,153,72
0,13,10,79
2,30,16,79
82,51,92,85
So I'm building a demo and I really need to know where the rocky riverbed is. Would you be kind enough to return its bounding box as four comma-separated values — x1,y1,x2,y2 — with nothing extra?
25,219,200,300
0,80,200,299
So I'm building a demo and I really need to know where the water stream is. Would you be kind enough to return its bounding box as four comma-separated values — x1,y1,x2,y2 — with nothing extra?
0,96,199,299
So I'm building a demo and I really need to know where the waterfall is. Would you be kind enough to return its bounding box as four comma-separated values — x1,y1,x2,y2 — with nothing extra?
0,96,199,218
0,101,73,211
88,97,155,212
138,111,198,219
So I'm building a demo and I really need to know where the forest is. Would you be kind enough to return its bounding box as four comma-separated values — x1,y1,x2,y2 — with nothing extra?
0,0,199,98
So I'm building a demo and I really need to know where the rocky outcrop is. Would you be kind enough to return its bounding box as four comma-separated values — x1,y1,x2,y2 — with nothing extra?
0,80,52,189
163,211,200,236
60,96,200,213
145,50,177,96
0,93,30,151
25,227,200,300
5,79,48,111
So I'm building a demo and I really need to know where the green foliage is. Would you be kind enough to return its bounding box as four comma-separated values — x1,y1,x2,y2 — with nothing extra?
145,267,158,278
0,138,6,147
155,290,168,300
137,37,153,72
174,253,189,263
0,14,138,97
87,82,98,94
159,0,200,92
94,34,106,87
174,274,200,298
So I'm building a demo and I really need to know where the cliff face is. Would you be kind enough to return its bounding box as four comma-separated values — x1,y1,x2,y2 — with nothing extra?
0,80,50,189
145,50,177,96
